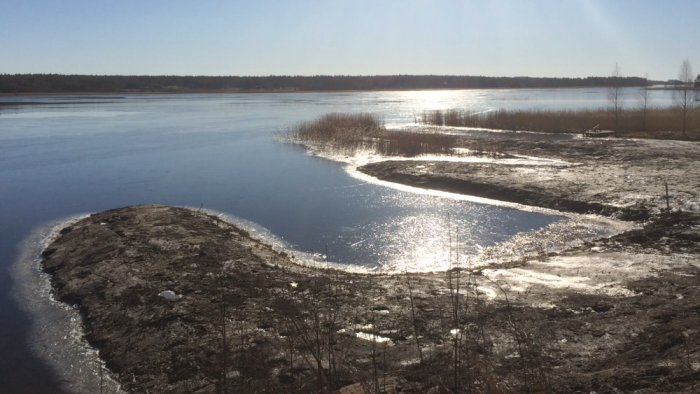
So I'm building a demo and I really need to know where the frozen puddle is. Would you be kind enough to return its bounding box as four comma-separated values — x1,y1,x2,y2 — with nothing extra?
482,252,699,298
339,324,394,345
355,332,394,345
483,267,634,297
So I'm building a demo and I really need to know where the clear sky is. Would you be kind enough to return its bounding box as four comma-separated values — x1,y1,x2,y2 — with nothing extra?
1,0,698,80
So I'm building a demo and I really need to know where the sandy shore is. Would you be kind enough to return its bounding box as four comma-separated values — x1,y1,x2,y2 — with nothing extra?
40,130,699,393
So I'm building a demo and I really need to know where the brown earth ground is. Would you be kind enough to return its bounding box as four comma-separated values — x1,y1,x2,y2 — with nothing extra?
42,130,699,393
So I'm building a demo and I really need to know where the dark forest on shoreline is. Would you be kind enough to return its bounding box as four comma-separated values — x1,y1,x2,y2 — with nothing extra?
0,74,651,94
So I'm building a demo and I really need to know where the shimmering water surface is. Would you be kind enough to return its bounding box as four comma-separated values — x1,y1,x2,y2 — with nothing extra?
0,87,674,391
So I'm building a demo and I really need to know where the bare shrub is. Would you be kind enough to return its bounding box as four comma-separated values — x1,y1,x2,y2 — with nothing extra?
608,63,624,129
674,59,695,137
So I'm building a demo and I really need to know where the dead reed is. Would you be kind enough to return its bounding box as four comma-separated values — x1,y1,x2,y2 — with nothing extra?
289,112,457,156
422,107,700,139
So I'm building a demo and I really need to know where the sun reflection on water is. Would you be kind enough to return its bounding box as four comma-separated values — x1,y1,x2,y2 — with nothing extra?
341,196,551,273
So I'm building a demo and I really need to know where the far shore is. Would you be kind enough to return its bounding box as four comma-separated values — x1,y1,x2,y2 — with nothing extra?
0,73,652,96
0,85,663,98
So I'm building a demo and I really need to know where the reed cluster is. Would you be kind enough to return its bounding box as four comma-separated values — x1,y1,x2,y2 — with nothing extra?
422,107,700,139
290,112,457,156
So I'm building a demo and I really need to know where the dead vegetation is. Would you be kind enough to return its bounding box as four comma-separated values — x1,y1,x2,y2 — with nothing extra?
422,107,700,140
289,112,457,156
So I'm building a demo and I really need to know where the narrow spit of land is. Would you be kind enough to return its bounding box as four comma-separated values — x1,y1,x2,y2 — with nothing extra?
41,119,699,393
358,128,699,220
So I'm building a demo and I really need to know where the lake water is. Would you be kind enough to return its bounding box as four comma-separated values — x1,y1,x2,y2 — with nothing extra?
0,87,674,391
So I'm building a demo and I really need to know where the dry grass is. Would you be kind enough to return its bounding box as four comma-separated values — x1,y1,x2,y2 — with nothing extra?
422,107,700,140
290,113,383,153
289,112,457,156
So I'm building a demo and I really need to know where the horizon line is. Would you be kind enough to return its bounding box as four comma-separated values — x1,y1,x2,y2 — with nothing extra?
0,73,653,80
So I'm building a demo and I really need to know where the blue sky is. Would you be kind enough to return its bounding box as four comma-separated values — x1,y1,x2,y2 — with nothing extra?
1,0,698,79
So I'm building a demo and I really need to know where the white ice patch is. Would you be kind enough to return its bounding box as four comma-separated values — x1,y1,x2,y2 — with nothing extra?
483,252,697,298
355,332,393,344
475,286,498,300
484,268,603,292
158,290,182,301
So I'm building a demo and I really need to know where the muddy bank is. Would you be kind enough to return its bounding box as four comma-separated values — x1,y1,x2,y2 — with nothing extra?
42,205,699,393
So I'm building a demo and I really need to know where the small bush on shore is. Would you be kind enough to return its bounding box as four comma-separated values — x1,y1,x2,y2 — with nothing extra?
422,107,700,139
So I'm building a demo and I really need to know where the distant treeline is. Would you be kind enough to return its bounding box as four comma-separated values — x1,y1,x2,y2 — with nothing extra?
0,74,651,93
